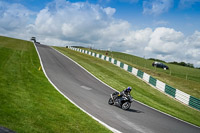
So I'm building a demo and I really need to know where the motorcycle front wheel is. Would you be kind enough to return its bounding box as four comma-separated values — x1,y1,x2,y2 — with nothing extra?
108,98,114,105
121,102,131,110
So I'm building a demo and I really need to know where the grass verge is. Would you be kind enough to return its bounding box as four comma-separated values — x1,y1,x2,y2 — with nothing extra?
82,49,200,99
0,36,111,133
54,46,200,127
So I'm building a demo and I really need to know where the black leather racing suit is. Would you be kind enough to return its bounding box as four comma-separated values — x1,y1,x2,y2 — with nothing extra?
119,89,130,97
113,89,130,100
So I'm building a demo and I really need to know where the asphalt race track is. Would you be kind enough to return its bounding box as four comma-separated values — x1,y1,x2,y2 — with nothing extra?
35,43,200,133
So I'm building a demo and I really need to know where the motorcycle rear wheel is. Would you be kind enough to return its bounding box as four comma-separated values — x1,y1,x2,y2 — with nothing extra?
122,102,131,110
108,98,114,105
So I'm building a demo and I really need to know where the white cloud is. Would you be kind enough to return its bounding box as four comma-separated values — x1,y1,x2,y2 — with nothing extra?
144,27,184,63
144,29,200,67
0,0,200,67
197,61,200,66
184,31,200,48
103,7,116,16
30,0,129,48
183,31,200,65
145,27,184,54
143,0,173,15
122,28,152,54
0,1,34,31
0,1,35,40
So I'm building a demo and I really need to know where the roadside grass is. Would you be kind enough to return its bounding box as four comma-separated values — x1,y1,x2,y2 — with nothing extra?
82,49,200,99
54,46,200,127
0,36,111,133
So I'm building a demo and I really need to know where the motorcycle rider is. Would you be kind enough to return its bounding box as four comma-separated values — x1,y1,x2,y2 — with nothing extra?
112,87,132,100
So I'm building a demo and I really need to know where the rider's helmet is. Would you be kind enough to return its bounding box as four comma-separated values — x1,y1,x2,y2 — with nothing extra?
126,87,132,92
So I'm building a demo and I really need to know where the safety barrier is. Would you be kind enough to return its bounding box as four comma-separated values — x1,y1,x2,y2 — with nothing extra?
165,85,176,97
69,47,200,111
189,96,200,110
149,76,157,86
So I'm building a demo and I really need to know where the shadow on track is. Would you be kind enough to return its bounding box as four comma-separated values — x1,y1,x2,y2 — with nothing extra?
126,108,144,113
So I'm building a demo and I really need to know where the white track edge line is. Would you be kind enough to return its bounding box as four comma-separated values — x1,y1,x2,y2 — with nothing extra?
33,43,121,133
55,47,200,129
52,48,120,93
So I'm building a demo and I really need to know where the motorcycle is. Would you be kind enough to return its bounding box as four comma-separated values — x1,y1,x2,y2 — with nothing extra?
108,92,134,110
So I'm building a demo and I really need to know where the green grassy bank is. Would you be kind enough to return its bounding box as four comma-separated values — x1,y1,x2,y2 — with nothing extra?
82,49,200,99
54,46,200,127
0,36,111,133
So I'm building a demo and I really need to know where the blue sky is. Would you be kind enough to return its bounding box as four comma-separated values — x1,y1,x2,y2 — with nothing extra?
0,0,200,67
4,0,200,35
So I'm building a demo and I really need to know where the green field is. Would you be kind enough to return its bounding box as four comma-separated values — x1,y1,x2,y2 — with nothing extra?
81,49,200,99
54,46,200,127
0,36,111,133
